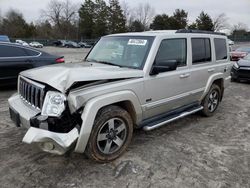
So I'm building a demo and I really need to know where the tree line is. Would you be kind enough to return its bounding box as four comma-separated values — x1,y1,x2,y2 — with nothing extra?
0,0,249,40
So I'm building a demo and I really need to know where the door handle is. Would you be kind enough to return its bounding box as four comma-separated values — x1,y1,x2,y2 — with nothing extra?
180,73,190,78
208,68,215,73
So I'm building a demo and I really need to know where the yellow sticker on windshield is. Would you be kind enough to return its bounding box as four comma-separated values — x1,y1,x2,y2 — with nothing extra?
128,39,147,46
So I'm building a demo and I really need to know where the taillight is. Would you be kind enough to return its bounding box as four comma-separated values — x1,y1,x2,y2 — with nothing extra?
56,57,65,63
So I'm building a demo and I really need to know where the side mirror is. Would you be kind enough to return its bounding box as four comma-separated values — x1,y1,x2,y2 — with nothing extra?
150,60,178,75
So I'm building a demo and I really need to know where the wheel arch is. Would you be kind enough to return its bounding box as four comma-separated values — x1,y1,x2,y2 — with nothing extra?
74,90,142,153
200,73,225,102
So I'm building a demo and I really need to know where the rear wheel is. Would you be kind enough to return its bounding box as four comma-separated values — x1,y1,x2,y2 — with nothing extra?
85,105,133,162
201,84,221,117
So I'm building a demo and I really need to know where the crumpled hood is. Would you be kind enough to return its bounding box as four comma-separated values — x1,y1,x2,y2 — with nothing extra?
20,62,144,93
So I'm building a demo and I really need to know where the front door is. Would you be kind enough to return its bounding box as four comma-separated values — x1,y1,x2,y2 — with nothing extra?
143,38,197,119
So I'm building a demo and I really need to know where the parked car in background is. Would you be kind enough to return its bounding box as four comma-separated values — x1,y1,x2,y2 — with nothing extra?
0,35,10,42
65,41,80,48
230,47,250,61
29,41,43,48
0,42,65,86
16,40,29,47
53,40,66,47
78,42,92,48
228,39,234,45
231,54,250,82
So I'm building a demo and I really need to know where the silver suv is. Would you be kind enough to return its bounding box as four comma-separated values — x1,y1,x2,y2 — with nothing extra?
8,30,232,162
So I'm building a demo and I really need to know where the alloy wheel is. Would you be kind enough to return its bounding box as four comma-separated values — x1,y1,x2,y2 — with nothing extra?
97,118,127,155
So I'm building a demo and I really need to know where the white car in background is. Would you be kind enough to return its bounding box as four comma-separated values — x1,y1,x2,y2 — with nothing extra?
15,40,29,47
228,39,235,45
29,41,43,48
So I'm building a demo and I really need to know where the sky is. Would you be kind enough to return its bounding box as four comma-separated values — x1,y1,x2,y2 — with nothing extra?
0,0,250,30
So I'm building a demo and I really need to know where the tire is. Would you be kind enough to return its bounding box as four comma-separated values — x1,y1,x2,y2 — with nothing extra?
201,84,221,117
85,105,133,162
231,77,238,82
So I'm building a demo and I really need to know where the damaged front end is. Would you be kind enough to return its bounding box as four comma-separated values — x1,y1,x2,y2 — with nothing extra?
8,76,82,155
23,127,79,155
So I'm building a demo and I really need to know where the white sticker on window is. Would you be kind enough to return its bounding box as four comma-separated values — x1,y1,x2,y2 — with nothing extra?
128,39,147,46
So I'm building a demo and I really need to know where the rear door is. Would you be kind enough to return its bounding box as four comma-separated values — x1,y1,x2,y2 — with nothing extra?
187,37,214,100
0,44,34,83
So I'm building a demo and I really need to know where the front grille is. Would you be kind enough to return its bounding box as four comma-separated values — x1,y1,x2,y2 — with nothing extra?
238,68,250,78
19,77,46,109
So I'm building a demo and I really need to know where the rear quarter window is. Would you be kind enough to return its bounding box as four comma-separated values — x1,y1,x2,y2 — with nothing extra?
25,49,41,56
214,38,227,60
0,45,29,57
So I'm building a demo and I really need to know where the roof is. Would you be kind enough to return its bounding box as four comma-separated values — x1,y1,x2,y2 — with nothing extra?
107,29,227,38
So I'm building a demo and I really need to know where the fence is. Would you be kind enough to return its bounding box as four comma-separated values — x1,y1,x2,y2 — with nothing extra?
9,38,98,46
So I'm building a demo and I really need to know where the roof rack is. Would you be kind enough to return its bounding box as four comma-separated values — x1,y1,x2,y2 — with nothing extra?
176,29,226,36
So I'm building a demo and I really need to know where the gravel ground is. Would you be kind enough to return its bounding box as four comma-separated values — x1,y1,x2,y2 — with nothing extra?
42,46,90,63
0,46,250,188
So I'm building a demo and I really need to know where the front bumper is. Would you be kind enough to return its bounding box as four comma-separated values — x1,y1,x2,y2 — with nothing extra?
8,93,79,155
23,127,79,155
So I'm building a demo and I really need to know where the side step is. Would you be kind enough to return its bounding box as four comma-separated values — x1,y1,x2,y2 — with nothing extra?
143,106,203,131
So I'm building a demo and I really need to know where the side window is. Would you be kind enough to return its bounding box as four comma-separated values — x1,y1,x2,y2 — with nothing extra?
25,49,40,56
192,38,211,64
155,38,187,67
214,38,227,60
0,45,28,57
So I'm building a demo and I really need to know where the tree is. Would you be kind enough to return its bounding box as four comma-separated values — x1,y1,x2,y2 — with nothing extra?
231,22,249,41
134,3,155,31
213,13,230,32
42,0,78,39
188,22,197,29
196,11,214,31
150,14,170,30
36,20,53,39
108,0,126,34
232,22,248,32
120,1,131,28
93,0,109,38
1,9,31,38
24,22,37,38
129,20,144,32
169,9,188,29
79,0,95,39
150,9,188,30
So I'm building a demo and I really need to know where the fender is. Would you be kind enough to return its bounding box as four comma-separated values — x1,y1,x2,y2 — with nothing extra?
200,73,224,101
74,90,142,153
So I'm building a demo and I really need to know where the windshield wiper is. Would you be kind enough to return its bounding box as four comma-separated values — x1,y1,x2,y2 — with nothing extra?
86,59,121,67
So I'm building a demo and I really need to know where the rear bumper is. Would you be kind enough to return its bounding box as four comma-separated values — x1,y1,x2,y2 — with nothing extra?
8,93,79,155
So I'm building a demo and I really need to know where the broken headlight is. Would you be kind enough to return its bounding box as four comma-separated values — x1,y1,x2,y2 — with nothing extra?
41,91,66,117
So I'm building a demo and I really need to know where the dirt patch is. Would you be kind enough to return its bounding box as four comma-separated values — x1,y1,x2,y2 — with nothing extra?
0,82,250,187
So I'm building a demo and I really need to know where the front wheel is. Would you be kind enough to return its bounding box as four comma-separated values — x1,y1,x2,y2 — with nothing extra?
201,84,221,117
85,105,133,162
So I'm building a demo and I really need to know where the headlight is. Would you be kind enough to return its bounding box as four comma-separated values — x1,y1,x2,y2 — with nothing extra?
233,62,239,69
41,91,66,117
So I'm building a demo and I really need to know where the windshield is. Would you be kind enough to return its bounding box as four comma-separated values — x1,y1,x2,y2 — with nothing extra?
86,36,154,69
236,47,250,53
